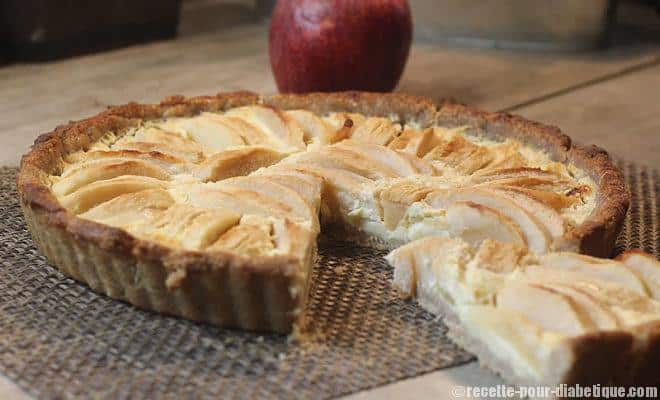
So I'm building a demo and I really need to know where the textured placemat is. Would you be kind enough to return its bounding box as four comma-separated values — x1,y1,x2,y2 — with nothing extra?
0,161,658,399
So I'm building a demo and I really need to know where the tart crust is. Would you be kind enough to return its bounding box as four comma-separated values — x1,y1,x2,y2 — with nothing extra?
17,91,629,333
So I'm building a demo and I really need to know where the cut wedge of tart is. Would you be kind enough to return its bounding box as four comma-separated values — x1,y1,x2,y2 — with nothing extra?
386,237,660,388
18,91,629,336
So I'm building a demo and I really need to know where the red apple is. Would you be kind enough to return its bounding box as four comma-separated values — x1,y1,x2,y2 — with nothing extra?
269,0,412,93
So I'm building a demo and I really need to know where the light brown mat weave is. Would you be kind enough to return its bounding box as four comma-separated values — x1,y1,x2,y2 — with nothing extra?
0,161,657,399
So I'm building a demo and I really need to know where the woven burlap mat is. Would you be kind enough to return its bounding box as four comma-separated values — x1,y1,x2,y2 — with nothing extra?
0,162,657,399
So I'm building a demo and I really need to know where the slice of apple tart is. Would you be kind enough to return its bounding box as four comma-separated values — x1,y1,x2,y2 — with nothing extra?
386,237,660,388
18,91,629,336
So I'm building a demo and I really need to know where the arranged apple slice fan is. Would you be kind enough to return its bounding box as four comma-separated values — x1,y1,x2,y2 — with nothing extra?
20,92,653,389
51,107,597,276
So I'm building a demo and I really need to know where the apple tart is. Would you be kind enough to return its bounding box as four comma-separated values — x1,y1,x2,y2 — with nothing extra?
18,91,629,335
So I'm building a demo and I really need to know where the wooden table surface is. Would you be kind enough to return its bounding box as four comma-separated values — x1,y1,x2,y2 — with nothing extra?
0,3,658,399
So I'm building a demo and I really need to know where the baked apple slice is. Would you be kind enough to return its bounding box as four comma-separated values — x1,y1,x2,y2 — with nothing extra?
446,201,527,248
154,114,245,154
540,284,620,330
216,114,277,145
253,168,323,212
79,188,174,228
485,186,566,238
471,167,579,192
285,109,335,146
179,183,299,224
483,184,578,211
478,140,527,172
313,144,409,179
335,141,428,176
207,215,275,255
114,137,204,162
132,204,240,250
53,159,171,197
388,128,437,157
347,117,401,146
193,146,289,182
64,149,190,175
387,236,474,299
219,175,319,228
376,180,436,229
497,282,592,335
121,126,206,160
617,251,660,300
224,106,306,150
60,175,168,214
540,252,650,296
426,187,551,253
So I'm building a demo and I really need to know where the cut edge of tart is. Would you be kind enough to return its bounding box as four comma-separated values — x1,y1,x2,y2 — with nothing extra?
17,91,629,333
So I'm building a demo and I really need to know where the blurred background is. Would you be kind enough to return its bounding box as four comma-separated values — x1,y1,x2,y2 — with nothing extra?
0,0,658,166
2,0,658,61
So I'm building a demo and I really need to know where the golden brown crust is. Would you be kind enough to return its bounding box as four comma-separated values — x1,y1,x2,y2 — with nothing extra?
628,320,660,386
102,91,261,119
548,321,660,387
563,145,629,257
17,91,629,333
557,330,636,386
